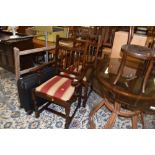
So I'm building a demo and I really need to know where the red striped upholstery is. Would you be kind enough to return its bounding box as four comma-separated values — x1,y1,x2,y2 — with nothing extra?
36,75,75,101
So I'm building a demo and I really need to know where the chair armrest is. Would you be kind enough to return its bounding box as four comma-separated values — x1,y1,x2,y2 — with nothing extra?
71,67,88,87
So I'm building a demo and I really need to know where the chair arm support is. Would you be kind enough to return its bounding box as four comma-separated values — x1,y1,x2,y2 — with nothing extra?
71,67,88,87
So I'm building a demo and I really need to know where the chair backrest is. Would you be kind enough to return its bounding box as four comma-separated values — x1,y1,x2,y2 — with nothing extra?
99,27,117,48
55,36,88,77
55,35,104,83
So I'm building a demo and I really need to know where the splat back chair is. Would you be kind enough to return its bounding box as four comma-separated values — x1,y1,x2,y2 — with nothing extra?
32,36,88,128
78,36,104,107
58,35,104,107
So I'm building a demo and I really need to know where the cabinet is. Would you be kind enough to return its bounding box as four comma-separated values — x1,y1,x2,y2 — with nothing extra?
0,31,34,72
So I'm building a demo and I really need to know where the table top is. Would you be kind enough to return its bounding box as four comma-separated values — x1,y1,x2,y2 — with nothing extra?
0,30,35,43
95,58,155,113
121,44,155,60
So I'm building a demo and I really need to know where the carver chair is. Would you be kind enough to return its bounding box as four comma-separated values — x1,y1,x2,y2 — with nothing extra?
32,36,88,128
57,34,104,108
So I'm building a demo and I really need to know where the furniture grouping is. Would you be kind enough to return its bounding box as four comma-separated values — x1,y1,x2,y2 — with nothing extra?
9,26,155,128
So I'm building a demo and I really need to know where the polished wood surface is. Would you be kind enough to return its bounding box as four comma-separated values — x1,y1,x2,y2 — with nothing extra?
89,57,155,128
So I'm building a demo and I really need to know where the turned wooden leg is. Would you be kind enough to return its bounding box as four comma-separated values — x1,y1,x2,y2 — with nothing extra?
89,100,105,129
132,115,138,129
78,86,82,108
113,53,127,85
65,106,71,129
142,60,154,93
83,85,88,107
140,113,145,128
32,90,40,118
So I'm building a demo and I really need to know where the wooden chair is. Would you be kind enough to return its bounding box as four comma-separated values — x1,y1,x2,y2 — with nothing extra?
57,35,103,108
78,35,104,107
57,33,105,108
32,36,88,128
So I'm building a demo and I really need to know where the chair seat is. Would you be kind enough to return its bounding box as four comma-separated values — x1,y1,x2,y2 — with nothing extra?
36,75,75,101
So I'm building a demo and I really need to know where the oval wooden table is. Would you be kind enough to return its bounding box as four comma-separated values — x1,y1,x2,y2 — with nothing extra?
89,58,155,129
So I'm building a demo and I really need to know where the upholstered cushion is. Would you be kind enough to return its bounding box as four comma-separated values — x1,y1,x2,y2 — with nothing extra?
36,75,75,101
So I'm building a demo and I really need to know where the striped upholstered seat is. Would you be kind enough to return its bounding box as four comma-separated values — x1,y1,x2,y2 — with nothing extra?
36,75,75,101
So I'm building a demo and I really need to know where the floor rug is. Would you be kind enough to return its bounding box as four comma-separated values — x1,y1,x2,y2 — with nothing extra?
0,67,155,129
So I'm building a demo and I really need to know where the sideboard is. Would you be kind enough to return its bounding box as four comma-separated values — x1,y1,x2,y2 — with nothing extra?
0,31,34,72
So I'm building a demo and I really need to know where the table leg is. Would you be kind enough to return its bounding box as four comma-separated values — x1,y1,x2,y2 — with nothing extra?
113,53,127,85
142,60,154,93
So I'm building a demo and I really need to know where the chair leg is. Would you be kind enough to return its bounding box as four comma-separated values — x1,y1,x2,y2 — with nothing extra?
65,106,71,129
113,53,127,85
132,115,138,129
77,86,82,108
82,86,88,107
32,90,40,118
140,113,145,128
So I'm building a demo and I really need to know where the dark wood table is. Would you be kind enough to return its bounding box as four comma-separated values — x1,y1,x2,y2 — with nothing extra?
113,44,155,93
89,57,155,128
0,30,35,72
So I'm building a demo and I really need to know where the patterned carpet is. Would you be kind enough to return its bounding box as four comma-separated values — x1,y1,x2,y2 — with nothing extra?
0,67,155,129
